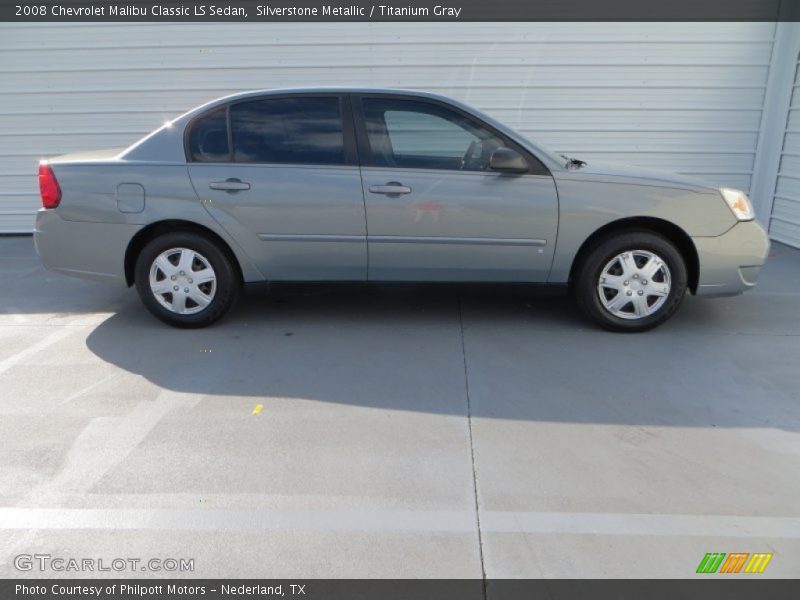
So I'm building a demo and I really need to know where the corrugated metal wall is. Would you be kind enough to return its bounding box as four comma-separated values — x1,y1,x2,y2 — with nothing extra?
0,22,777,232
769,52,800,247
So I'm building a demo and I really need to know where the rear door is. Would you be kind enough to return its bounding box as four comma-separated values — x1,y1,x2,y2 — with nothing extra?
187,94,367,281
353,94,559,282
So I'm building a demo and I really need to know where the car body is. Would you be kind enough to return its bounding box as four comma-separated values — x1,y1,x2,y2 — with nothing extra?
34,88,770,330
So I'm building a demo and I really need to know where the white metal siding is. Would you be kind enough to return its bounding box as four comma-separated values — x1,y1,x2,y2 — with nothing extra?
769,53,800,248
0,22,777,232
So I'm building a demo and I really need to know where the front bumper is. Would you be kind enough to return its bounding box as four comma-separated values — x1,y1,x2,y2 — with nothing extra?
34,209,141,286
693,220,770,297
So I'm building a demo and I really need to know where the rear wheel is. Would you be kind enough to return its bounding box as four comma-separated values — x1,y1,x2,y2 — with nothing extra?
575,231,687,332
134,231,239,328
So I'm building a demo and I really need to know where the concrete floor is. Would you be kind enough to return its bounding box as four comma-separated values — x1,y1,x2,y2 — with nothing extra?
0,235,799,579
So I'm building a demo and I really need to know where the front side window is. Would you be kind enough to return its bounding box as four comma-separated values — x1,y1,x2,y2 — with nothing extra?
361,98,508,172
187,108,230,162
230,97,345,165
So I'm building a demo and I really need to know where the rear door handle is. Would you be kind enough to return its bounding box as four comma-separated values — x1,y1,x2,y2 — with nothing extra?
369,182,412,195
209,178,251,192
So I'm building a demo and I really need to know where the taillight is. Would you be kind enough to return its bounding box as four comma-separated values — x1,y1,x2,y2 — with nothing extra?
38,162,61,209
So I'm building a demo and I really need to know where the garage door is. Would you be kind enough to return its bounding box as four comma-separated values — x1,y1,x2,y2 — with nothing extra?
769,52,800,248
0,22,777,232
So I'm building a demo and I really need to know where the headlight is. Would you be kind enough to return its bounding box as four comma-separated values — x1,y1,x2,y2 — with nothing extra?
720,188,754,221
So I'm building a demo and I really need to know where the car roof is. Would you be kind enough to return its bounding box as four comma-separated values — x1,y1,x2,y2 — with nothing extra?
216,86,449,98
194,87,455,110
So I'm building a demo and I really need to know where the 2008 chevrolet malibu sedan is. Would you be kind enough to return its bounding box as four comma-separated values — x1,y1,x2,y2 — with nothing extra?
34,88,769,331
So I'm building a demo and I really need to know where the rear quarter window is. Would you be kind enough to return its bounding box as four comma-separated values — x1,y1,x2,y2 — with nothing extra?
187,108,230,162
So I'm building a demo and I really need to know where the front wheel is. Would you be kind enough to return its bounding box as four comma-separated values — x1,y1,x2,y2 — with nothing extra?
134,231,240,328
574,231,687,332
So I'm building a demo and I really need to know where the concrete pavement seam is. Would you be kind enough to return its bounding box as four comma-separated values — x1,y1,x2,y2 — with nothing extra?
458,295,488,598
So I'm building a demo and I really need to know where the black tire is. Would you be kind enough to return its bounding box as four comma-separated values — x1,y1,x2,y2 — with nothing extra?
134,231,240,328
574,231,687,332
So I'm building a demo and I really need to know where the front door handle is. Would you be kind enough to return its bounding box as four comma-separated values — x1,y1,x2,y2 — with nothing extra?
369,182,412,195
209,178,251,193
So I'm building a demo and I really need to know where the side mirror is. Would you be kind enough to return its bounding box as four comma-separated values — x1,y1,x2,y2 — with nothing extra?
489,148,529,173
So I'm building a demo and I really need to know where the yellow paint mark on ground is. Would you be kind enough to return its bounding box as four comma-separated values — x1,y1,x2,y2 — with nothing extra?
252,404,263,415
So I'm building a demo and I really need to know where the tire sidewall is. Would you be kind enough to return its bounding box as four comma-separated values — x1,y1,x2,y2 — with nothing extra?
577,232,687,332
134,232,239,328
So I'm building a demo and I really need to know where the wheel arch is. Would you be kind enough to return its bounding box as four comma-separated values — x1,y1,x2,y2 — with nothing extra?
124,219,244,286
568,217,699,294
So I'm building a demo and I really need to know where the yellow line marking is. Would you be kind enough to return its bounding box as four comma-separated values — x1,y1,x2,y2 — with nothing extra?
745,553,773,573
252,404,263,415
758,554,774,573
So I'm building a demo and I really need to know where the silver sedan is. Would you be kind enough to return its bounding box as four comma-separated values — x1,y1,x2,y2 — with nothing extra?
34,88,769,331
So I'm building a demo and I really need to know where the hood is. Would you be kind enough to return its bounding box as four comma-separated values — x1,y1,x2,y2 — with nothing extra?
564,161,719,193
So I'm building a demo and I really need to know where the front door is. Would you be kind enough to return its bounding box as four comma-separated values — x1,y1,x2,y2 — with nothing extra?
187,95,367,281
354,95,558,282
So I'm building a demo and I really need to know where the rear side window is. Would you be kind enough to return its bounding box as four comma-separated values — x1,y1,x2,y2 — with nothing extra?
230,97,345,165
187,108,230,162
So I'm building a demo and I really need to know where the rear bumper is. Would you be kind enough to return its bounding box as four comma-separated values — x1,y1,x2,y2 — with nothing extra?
34,209,141,286
693,220,770,297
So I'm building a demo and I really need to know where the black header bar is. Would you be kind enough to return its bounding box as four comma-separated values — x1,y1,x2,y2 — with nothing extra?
1,0,799,22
